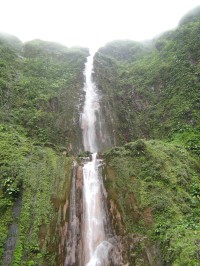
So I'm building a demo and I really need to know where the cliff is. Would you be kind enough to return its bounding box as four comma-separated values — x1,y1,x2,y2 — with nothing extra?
0,36,88,265
93,7,200,155
93,6,200,265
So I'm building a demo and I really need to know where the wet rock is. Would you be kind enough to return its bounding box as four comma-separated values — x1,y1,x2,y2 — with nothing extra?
2,197,22,266
65,163,83,266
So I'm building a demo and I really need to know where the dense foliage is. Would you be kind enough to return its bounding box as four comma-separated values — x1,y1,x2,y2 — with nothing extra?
0,124,73,265
94,7,200,154
0,35,88,149
0,34,88,264
104,140,200,265
94,6,200,265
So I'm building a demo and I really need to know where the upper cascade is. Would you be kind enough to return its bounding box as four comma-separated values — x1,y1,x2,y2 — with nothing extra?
81,55,99,152
81,53,113,153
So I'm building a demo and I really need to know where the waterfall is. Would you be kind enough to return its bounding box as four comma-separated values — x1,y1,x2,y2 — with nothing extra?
80,54,113,265
81,55,112,153
81,55,99,152
65,53,119,266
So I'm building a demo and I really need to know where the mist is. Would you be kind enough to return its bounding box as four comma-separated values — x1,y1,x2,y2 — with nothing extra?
0,0,199,49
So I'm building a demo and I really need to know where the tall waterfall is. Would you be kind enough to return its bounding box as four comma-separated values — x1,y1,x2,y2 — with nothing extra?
80,54,112,265
81,55,99,153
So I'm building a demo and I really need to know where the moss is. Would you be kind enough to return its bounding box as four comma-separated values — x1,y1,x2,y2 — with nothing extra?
13,240,23,266
15,148,73,265
0,125,74,265
104,139,200,265
0,203,13,260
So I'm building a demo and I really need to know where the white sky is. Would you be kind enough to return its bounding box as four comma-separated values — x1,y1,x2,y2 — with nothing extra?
0,0,199,50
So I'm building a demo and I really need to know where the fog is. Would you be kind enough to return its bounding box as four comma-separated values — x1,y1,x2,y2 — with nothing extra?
0,0,199,49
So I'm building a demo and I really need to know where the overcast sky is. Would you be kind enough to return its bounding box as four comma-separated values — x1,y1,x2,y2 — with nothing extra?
0,0,199,50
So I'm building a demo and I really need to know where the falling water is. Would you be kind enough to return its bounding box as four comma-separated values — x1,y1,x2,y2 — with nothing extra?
80,54,113,265
81,55,99,152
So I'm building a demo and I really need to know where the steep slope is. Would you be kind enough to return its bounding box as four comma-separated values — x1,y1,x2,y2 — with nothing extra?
93,6,200,266
1,37,88,151
0,35,88,265
0,127,73,265
93,7,200,156
104,140,200,265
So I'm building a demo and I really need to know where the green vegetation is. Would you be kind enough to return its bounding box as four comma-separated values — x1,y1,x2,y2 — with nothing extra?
0,34,88,264
179,6,200,26
13,146,73,265
104,139,200,265
94,6,200,265
94,7,200,150
1,6,200,266
0,124,73,264
0,37,88,150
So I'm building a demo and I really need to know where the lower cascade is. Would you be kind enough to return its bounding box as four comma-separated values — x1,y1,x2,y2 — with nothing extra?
82,154,113,265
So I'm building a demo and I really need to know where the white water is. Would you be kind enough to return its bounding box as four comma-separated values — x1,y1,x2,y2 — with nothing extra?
81,55,112,265
81,55,100,153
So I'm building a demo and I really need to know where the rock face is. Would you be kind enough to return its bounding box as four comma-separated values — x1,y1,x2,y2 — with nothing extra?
107,199,162,266
65,163,83,265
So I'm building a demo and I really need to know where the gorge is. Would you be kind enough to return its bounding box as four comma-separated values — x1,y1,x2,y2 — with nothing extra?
0,6,200,266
